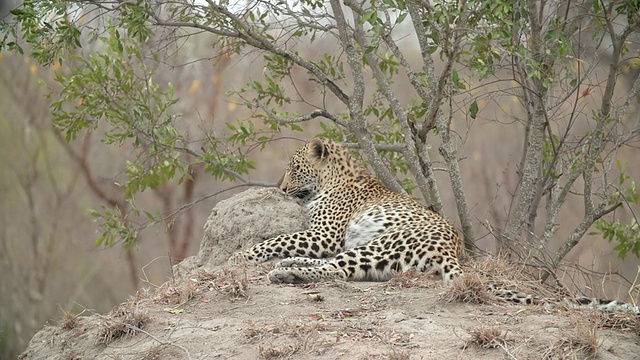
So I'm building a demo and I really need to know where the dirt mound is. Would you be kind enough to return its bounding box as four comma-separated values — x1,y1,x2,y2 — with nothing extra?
19,188,640,360
174,187,308,277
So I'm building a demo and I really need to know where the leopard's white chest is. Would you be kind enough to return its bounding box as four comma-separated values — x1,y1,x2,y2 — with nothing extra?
343,207,387,249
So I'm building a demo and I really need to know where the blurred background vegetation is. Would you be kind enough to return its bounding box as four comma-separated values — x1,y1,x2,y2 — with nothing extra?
2,1,640,358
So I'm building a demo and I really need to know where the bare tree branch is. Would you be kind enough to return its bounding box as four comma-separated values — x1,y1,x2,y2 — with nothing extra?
255,100,348,127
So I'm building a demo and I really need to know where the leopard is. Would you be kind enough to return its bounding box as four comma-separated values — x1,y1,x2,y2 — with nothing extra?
229,137,463,285
229,138,639,317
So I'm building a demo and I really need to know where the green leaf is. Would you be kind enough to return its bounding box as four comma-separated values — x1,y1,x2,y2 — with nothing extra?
469,100,479,119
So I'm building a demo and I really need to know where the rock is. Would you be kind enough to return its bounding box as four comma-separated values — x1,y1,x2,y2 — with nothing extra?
173,187,308,276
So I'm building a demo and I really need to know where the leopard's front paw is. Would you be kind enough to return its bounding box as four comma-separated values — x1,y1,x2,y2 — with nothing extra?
268,268,306,284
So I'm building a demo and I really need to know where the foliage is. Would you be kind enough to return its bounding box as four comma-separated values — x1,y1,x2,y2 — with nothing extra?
593,160,640,259
1,0,640,270
595,219,640,260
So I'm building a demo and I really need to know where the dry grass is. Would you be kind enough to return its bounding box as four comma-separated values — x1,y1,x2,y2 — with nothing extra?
154,280,199,306
445,256,559,307
386,269,438,289
589,310,639,331
154,268,249,306
547,311,603,359
245,320,277,340
141,344,166,360
387,348,411,360
464,256,544,294
96,302,150,345
56,306,89,331
58,308,82,330
445,273,495,304
200,268,249,300
258,343,300,359
246,314,420,359
454,257,640,334
467,326,513,349
249,319,328,359
245,318,332,341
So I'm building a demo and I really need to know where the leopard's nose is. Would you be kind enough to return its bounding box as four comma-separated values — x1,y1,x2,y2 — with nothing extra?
278,173,288,192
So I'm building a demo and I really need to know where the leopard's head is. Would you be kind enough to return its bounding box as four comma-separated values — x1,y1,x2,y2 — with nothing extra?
280,138,365,200
280,138,329,200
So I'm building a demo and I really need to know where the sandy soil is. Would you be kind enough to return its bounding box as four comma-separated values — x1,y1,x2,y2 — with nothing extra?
19,188,640,360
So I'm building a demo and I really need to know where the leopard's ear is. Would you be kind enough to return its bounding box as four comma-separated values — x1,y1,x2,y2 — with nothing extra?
307,138,330,165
